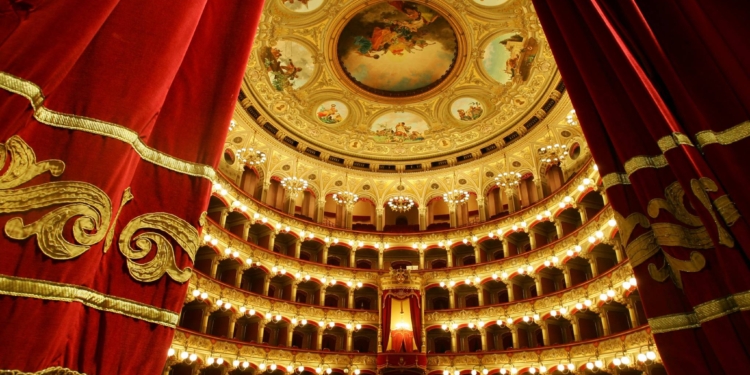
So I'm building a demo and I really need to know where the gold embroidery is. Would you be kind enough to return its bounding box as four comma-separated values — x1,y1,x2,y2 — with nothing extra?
103,188,134,253
625,231,660,267
0,136,112,259
647,251,706,289
690,178,734,247
650,222,713,249
623,154,668,176
602,173,630,189
694,295,739,323
0,274,178,327
647,181,702,226
657,132,694,153
119,213,199,283
695,120,750,147
614,211,650,245
0,71,217,181
714,195,740,226
0,367,86,375
648,312,700,334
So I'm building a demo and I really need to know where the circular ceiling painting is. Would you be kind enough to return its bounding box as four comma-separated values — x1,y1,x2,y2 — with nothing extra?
282,0,324,13
483,33,539,84
336,1,458,97
472,0,510,6
370,111,429,143
450,97,484,122
316,100,349,124
261,40,315,91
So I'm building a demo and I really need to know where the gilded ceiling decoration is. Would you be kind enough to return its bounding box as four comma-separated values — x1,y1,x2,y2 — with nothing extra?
243,0,559,163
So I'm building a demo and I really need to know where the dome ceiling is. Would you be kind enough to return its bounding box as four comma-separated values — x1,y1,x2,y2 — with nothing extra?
242,0,560,164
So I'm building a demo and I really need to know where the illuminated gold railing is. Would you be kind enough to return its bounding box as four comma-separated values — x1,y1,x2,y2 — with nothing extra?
167,326,659,373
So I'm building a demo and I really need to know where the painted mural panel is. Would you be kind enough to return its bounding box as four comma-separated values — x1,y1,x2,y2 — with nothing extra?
483,33,538,84
370,112,429,143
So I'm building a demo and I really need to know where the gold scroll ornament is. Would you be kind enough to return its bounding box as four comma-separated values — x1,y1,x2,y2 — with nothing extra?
0,135,199,283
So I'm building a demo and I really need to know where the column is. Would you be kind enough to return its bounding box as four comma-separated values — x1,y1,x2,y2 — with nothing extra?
345,207,353,230
242,221,252,241
510,325,519,349
346,330,353,351
418,207,427,231
480,328,488,351
562,265,572,288
419,249,425,269
448,204,457,228
286,194,295,216
234,268,243,288
321,244,329,265
599,311,611,336
450,331,458,353
209,257,220,279
578,206,588,223
348,289,354,309
421,291,427,353
589,256,599,277
505,188,518,213
477,285,485,306
287,326,295,347
477,196,487,222
261,181,270,203
376,207,385,231
528,230,537,250
349,248,356,268
505,281,514,302
599,190,609,205
317,199,326,224
219,208,230,228
316,326,324,350
267,232,276,252
540,321,550,346
502,238,510,258
378,290,383,318
626,302,640,327
446,247,453,267
200,306,211,333
534,276,544,296
449,289,456,309
612,236,624,263
554,220,564,239
294,241,302,258
473,245,481,264
378,249,384,270
534,178,544,201
258,321,267,343
319,287,327,306
263,274,271,296
571,316,581,341
290,282,298,302
227,314,239,339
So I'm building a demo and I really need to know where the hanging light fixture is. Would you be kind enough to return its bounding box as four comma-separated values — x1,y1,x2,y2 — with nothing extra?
235,130,267,166
333,172,359,208
443,171,469,206
388,174,414,212
538,124,568,166
281,157,308,199
495,153,522,188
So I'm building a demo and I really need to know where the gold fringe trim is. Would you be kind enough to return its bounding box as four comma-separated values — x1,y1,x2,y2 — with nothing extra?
0,367,85,375
0,71,217,181
0,274,178,327
695,120,750,147
648,289,750,334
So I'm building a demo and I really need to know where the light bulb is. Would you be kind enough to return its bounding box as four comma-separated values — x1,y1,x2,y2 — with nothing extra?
207,358,215,366
233,360,240,368
327,369,332,374
586,363,594,370
483,369,489,375
442,324,448,331
595,360,603,368
556,365,564,372
500,370,507,375
550,310,558,317
621,356,631,365
529,367,536,374
539,366,547,374
647,351,656,360
329,321,335,328
567,364,575,371
638,353,647,362
249,308,255,316
607,289,616,297
275,314,282,322
584,299,592,306
180,351,189,360
472,370,477,375
623,281,631,289
560,307,568,315
301,319,307,326
217,358,224,365
189,354,197,362
575,303,583,310
167,348,176,357
613,358,621,366
271,363,277,371
630,277,637,286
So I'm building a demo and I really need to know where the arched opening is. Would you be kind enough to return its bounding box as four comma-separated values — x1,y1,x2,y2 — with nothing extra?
240,267,267,294
602,301,633,334
565,257,593,287
456,327,482,352
327,244,351,267
545,316,574,345
351,199,376,231
265,177,285,211
579,190,605,219
178,301,207,332
479,238,504,261
544,164,565,194
352,327,377,353
300,239,324,263
450,244,474,266
427,329,452,353
234,314,263,343
426,197,451,230
509,274,536,301
269,274,294,300
425,248,449,269
530,220,557,248
486,185,510,220
355,248,378,270
574,310,604,340
590,243,619,276
426,287,450,310
383,249,419,270
193,246,218,276
505,231,530,256
323,195,344,228
484,323,511,350
384,203,419,232
293,189,317,222
518,174,540,208
292,323,318,349
296,280,321,305
216,258,242,287
454,284,480,308
456,193,480,227
325,284,350,308
537,266,566,295
483,280,509,305
239,166,262,200
556,207,583,236
353,285,377,310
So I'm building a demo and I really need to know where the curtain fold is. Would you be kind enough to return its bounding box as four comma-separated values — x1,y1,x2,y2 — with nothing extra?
532,0,750,373
382,291,392,352
409,292,422,351
0,0,264,374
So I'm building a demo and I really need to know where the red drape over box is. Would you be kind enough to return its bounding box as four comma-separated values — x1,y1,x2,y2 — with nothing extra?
0,0,263,374
533,0,750,373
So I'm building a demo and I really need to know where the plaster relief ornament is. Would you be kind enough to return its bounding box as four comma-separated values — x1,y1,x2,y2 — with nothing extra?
261,40,315,91
483,33,539,84
472,0,510,5
336,1,458,97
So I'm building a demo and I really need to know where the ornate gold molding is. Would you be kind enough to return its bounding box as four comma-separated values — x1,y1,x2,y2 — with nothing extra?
0,274,179,327
0,71,217,181
0,367,85,375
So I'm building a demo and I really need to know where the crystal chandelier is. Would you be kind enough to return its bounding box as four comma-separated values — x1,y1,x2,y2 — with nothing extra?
443,172,469,206
538,125,568,165
333,172,358,207
495,153,522,188
388,175,414,212
235,130,266,166
565,109,578,126
281,158,308,199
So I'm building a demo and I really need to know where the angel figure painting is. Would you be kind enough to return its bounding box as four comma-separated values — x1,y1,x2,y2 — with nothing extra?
261,41,314,91
370,112,429,143
337,1,458,96
483,33,539,84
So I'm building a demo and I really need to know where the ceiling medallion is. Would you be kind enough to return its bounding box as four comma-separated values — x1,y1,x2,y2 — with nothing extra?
330,0,466,103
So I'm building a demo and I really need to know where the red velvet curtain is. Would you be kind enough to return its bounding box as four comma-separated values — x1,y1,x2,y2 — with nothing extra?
0,1,263,374
533,0,750,373
381,290,392,352
409,292,422,351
